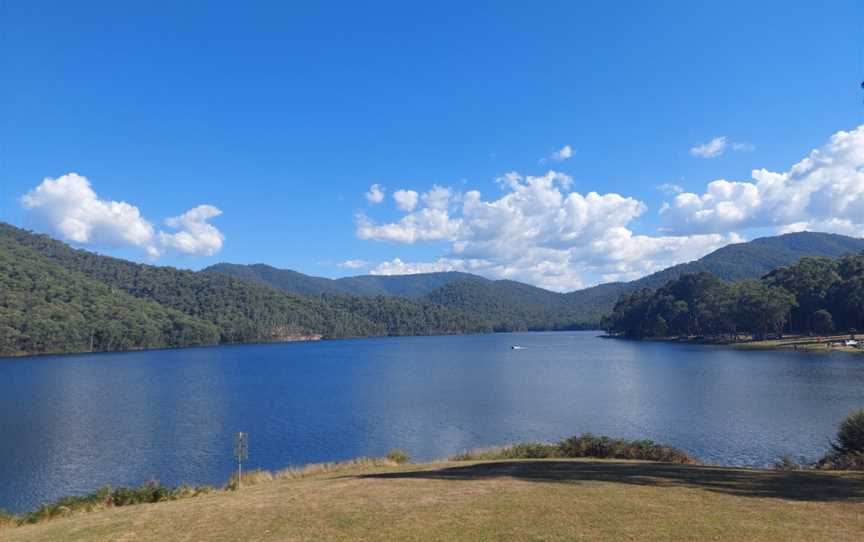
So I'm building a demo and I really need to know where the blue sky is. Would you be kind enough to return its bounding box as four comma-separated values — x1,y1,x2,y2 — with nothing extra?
3,1,864,290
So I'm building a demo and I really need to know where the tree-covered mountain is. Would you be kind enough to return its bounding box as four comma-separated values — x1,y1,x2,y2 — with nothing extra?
603,253,864,340
0,223,491,356
204,263,479,298
207,231,864,329
628,232,864,290
0,232,220,356
560,232,864,321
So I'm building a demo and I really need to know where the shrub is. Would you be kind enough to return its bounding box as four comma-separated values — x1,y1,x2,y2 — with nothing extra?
452,434,696,464
386,449,410,464
557,434,696,464
450,443,559,461
819,452,864,470
832,410,864,456
818,410,864,470
12,480,211,527
773,454,803,471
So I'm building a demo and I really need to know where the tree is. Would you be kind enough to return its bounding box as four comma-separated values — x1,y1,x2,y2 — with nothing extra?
765,257,839,333
811,309,834,335
736,281,797,339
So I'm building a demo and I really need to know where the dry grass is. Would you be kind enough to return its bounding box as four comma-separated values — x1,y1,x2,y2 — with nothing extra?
274,456,400,480
4,459,864,542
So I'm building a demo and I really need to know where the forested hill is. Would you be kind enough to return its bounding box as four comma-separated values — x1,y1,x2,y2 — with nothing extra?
0,223,491,356
206,232,864,329
628,232,864,290
204,263,478,298
603,253,864,339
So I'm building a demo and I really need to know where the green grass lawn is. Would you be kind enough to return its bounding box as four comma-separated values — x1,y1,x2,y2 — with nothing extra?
5,459,864,541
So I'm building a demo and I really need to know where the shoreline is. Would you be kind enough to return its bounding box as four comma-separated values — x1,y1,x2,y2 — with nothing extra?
602,333,863,354
0,328,600,361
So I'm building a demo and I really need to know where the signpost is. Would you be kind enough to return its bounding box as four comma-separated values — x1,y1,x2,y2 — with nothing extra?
234,432,249,489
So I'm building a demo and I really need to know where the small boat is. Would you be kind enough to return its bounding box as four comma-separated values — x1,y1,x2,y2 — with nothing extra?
511,345,526,350
845,340,859,347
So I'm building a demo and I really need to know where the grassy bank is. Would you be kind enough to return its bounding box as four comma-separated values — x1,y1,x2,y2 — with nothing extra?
4,458,864,542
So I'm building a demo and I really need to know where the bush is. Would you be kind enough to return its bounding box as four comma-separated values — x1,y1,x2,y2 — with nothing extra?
818,410,864,470
773,454,804,471
451,443,559,461
558,434,695,464
819,452,864,470
452,434,696,464
12,480,211,527
386,449,410,464
832,410,864,456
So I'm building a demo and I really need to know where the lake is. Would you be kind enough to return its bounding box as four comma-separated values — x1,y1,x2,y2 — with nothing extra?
1,330,863,513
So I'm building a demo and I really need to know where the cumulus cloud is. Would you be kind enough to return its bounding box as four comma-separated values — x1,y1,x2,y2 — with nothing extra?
365,184,385,204
356,169,738,291
663,125,864,236
392,189,419,212
690,137,727,158
159,205,224,256
21,173,159,256
21,173,224,258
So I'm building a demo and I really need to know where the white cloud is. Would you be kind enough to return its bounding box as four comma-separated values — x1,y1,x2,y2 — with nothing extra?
356,169,737,291
21,173,159,255
159,205,224,256
690,136,755,158
663,125,864,236
338,259,369,269
371,258,463,276
365,184,385,204
421,185,453,210
777,219,864,237
356,208,460,244
539,145,574,164
657,183,684,195
21,173,224,258
547,144,573,162
690,137,727,158
392,189,419,212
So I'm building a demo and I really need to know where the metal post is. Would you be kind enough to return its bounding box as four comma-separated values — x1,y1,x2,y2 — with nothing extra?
234,432,248,490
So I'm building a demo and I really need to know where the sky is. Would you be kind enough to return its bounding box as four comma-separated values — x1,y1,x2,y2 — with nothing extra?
3,1,864,291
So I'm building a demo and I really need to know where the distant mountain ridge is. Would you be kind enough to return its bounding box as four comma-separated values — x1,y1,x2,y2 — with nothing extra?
205,263,480,298
205,231,864,325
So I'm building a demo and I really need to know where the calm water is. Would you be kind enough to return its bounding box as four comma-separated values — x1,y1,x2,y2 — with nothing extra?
2,331,863,513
